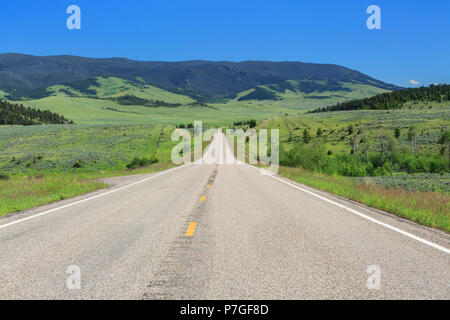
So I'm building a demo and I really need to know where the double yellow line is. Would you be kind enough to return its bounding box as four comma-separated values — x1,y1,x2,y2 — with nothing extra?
185,168,216,237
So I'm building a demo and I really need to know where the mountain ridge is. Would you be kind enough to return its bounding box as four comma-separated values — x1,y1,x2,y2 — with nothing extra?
0,53,401,101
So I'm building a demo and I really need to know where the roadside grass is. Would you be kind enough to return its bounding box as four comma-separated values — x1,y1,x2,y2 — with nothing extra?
0,161,182,217
0,175,106,216
278,166,450,233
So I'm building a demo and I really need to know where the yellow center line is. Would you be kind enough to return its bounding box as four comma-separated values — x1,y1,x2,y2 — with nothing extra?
185,222,197,237
200,195,207,202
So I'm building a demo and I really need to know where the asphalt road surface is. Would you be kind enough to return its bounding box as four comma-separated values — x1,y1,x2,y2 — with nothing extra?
0,131,449,299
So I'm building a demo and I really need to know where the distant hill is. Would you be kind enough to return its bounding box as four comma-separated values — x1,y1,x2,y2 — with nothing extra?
0,100,71,125
311,84,450,113
0,53,400,102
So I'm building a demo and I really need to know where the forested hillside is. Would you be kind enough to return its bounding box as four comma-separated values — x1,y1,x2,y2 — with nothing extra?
0,54,399,101
0,100,71,125
312,84,450,112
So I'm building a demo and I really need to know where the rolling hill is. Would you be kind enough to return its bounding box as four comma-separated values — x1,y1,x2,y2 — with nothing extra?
0,53,399,102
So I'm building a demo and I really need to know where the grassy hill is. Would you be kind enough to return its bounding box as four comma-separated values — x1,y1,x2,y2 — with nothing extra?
312,84,450,112
233,80,389,111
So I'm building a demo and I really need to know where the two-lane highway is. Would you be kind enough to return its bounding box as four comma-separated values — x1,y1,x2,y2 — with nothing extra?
0,131,448,299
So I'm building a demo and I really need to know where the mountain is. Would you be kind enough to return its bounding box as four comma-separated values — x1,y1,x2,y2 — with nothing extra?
0,53,400,101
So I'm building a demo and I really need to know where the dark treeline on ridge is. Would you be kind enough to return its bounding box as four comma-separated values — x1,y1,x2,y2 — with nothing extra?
312,84,450,113
111,94,182,108
0,100,72,125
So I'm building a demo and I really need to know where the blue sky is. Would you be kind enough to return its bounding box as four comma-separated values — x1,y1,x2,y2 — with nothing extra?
1,0,449,87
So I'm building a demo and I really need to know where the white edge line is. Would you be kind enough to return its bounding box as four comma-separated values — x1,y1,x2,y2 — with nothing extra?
0,164,192,231
244,164,450,255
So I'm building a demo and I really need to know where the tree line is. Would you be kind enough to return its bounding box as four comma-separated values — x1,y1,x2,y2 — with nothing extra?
233,119,257,128
0,100,72,125
311,84,450,113
112,95,182,108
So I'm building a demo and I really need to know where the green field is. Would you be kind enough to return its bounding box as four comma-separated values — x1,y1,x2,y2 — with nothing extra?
0,124,178,176
259,106,450,155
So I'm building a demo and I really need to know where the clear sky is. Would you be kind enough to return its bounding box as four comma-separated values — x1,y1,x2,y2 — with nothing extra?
1,0,449,87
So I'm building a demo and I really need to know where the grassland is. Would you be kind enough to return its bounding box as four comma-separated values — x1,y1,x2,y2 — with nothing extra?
0,122,216,216
258,106,450,156
0,123,179,216
0,124,178,175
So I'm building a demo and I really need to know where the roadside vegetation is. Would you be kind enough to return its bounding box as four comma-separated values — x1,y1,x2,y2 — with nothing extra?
278,166,450,232
0,124,177,216
0,122,216,217
0,175,105,215
253,101,450,232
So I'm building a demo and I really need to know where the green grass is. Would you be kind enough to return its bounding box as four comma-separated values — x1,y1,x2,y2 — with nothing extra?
0,161,184,217
0,124,179,175
0,175,106,215
278,166,450,232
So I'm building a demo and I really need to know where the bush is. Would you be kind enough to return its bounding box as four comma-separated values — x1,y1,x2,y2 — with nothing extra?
73,160,84,168
126,157,158,169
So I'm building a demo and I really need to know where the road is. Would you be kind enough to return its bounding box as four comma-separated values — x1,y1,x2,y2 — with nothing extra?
0,131,448,299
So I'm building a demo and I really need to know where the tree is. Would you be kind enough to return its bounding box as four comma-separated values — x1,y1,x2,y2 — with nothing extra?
302,129,311,144
360,134,372,165
439,130,450,163
316,127,323,138
394,128,401,139
385,137,397,176
378,130,385,167
350,135,359,160
407,126,418,156
348,124,354,135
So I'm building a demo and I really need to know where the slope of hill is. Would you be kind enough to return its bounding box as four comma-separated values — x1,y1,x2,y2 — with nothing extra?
312,84,450,112
0,53,400,101
0,100,71,125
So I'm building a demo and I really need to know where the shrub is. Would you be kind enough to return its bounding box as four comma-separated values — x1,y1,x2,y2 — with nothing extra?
126,157,158,169
73,160,84,168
